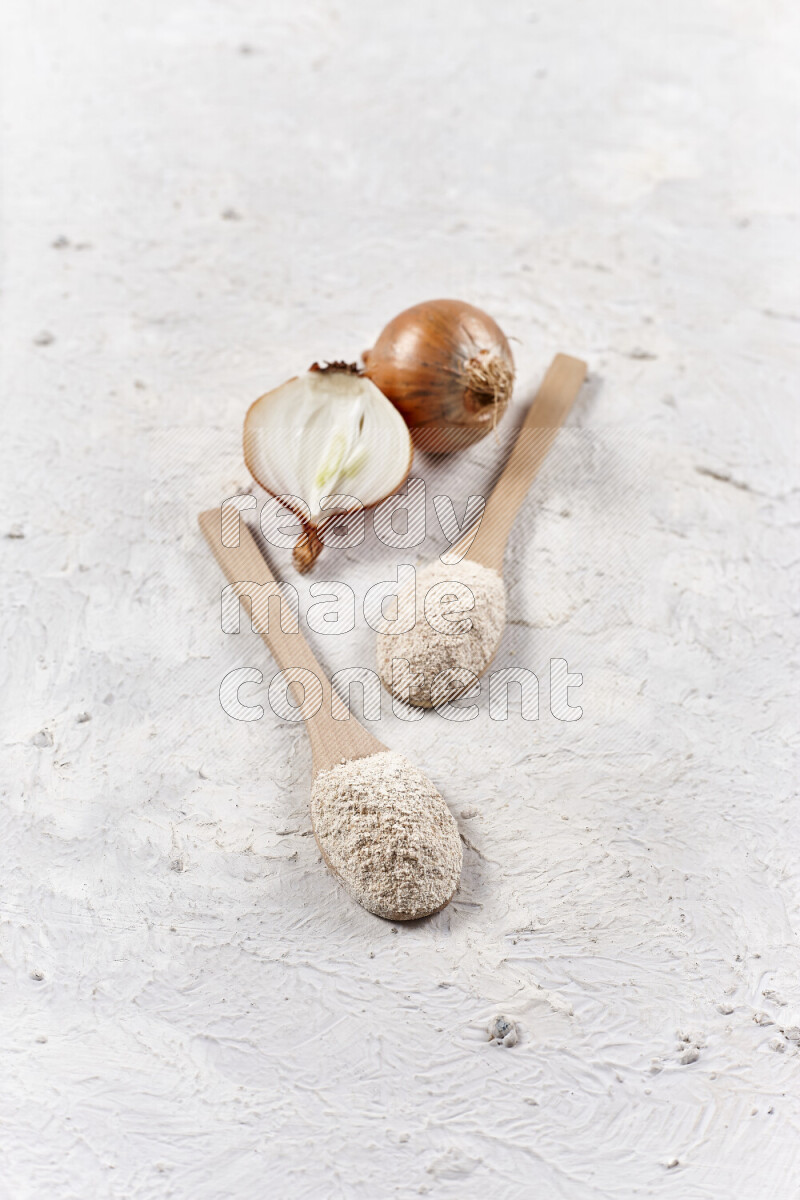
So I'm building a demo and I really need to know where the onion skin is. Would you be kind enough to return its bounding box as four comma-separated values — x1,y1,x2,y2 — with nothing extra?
363,299,515,453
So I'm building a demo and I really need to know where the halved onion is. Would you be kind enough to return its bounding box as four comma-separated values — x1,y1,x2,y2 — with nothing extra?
244,364,413,572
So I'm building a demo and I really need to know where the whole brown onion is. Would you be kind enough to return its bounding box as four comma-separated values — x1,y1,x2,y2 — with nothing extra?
363,299,515,453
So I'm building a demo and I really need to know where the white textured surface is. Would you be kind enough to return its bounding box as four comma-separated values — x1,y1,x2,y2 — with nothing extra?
2,2,799,1197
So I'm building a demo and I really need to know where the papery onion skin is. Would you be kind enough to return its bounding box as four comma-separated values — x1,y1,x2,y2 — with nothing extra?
363,299,515,454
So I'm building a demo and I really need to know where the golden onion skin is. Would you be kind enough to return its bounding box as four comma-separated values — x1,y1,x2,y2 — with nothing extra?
363,299,514,453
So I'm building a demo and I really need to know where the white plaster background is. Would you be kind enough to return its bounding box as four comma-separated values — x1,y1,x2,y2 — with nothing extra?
2,1,799,1196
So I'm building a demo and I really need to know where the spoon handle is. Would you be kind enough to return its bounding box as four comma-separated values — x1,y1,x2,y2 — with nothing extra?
464,353,587,574
199,509,384,775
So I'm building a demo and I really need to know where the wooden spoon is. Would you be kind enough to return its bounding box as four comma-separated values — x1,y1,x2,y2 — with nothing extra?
457,353,587,571
198,509,462,920
376,353,587,706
